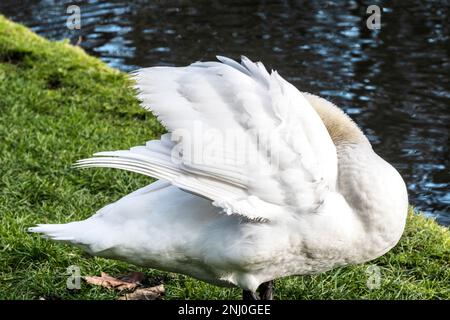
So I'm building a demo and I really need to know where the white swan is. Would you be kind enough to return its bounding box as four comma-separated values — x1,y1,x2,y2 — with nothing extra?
30,56,408,299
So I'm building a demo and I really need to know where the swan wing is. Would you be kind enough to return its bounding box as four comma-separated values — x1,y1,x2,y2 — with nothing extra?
76,56,337,221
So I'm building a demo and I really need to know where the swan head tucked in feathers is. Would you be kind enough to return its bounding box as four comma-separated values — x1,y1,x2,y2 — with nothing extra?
301,91,408,258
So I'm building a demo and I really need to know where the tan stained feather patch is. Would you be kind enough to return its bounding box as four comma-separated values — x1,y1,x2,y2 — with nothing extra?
302,92,369,146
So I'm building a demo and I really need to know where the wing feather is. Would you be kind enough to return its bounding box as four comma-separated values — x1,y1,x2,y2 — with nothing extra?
77,56,337,221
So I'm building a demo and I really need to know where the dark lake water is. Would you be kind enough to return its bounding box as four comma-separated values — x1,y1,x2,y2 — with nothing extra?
1,0,448,226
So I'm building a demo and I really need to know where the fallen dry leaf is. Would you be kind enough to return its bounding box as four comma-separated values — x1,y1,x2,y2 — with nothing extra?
119,285,165,300
84,272,144,291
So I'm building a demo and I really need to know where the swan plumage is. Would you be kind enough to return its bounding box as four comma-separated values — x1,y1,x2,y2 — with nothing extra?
30,56,408,293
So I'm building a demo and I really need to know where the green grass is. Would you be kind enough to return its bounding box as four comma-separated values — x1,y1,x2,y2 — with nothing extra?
0,15,449,300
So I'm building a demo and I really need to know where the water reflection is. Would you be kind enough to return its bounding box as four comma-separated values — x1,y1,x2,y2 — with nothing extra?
0,0,448,225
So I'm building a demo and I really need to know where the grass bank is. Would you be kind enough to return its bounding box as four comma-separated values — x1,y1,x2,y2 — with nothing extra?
0,16,449,300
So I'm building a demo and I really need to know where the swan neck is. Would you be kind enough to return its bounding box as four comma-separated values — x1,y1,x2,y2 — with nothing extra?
336,143,408,252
